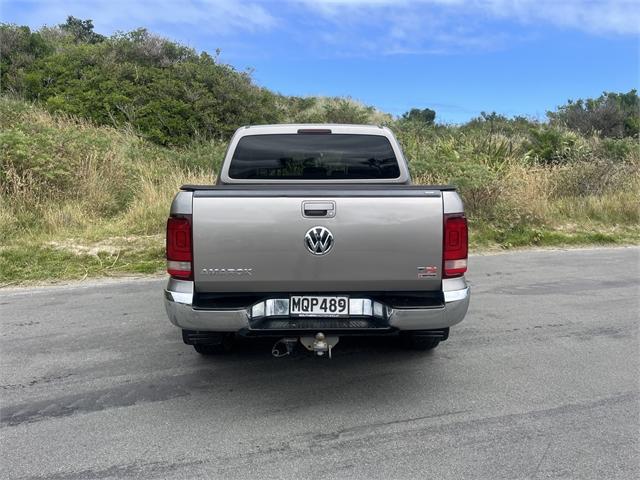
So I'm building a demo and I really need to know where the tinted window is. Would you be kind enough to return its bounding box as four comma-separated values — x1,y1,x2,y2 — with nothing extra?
228,134,400,179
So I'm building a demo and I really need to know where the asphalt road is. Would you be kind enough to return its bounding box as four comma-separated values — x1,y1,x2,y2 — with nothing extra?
1,247,639,480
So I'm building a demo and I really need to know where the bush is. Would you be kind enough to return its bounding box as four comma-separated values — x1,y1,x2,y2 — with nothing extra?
598,138,638,162
524,126,591,165
553,159,639,197
462,111,538,137
0,24,53,94
548,90,640,138
285,96,391,125
401,108,436,124
398,129,508,218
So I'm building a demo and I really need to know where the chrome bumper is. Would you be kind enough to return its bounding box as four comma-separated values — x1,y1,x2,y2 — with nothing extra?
163,277,470,332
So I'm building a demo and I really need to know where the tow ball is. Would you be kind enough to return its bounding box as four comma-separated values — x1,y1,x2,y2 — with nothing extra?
271,333,340,358
300,333,340,358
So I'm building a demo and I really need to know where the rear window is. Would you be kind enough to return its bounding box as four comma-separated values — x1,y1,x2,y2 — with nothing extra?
228,134,400,180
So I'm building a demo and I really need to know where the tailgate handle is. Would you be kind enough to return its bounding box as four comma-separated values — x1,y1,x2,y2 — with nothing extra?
302,201,336,218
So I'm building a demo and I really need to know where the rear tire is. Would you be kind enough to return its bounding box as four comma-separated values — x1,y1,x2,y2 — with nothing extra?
193,342,233,355
401,334,441,351
183,330,235,355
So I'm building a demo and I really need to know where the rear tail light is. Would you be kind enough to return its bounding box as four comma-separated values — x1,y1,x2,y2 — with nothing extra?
443,214,468,278
166,216,192,279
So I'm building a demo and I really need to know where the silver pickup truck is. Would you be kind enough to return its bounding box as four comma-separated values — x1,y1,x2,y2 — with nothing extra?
163,124,470,357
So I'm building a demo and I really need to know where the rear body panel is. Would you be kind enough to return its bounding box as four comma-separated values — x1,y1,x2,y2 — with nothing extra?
192,187,443,293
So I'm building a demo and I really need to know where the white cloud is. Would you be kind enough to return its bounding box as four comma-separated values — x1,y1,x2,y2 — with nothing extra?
6,0,278,35
14,0,638,37
4,0,637,58
292,0,639,56
482,0,640,35
302,0,640,36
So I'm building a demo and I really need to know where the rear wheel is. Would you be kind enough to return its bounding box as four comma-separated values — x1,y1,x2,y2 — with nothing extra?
402,335,440,351
400,329,448,351
193,341,233,355
182,330,234,355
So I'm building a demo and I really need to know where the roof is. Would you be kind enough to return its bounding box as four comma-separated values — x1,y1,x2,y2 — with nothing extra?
238,124,390,135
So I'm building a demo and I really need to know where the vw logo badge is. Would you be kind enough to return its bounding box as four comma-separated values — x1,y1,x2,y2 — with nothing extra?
304,226,334,255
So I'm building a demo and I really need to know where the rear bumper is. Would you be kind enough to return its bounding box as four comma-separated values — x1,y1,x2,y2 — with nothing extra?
163,278,470,334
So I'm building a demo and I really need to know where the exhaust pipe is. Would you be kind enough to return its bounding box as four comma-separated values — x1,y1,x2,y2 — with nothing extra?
271,338,297,357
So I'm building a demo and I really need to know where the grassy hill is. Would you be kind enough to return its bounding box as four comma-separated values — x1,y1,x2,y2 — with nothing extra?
1,95,638,284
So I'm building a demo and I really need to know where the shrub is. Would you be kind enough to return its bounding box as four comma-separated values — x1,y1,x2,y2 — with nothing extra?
524,126,591,165
598,137,637,162
401,108,436,124
548,90,640,138
285,96,390,125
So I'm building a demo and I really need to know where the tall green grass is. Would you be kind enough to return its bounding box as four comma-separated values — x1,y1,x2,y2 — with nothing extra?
0,96,215,284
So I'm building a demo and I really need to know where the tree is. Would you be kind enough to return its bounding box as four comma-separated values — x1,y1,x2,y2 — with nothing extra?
401,107,436,124
59,16,104,44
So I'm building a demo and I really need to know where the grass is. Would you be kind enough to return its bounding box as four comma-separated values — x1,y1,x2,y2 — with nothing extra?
1,96,638,285
470,222,637,250
0,242,164,286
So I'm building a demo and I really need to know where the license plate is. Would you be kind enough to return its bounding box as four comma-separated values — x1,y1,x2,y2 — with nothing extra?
290,296,349,317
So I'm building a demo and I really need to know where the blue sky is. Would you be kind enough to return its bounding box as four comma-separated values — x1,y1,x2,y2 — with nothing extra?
2,0,639,123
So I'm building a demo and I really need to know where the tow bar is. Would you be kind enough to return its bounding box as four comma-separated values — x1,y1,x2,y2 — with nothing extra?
272,333,340,359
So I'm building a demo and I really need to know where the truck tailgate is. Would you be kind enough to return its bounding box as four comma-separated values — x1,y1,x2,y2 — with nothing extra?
192,188,443,293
